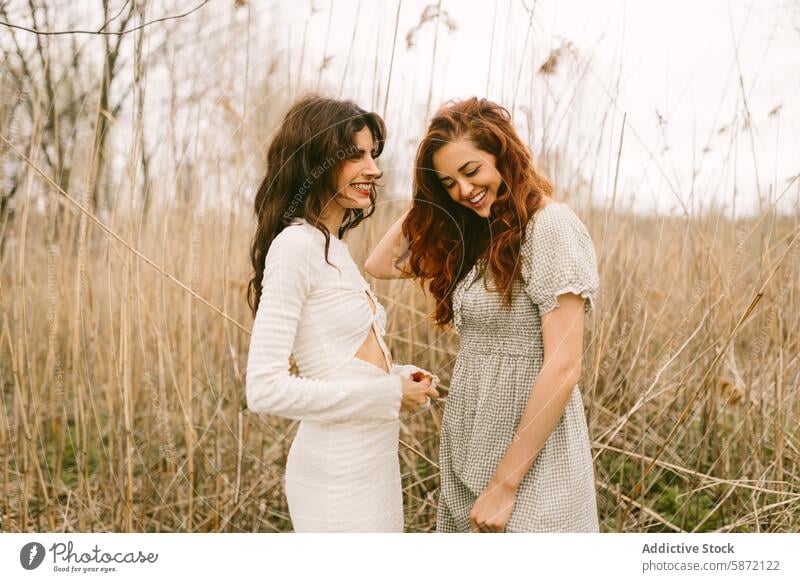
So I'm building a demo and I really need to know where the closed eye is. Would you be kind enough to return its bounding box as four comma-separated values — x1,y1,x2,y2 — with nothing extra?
440,166,479,189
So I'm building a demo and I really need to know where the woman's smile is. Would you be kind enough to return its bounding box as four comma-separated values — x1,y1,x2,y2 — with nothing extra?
466,188,488,208
349,181,373,197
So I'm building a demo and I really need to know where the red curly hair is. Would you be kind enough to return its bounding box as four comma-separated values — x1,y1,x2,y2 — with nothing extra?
403,97,553,327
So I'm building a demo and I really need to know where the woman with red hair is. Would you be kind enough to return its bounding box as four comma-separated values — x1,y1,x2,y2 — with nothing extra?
366,97,600,532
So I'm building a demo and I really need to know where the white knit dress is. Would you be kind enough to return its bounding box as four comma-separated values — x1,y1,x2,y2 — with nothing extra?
246,217,437,532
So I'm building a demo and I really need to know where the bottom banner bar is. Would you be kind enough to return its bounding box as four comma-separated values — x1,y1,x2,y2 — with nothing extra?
1,533,797,581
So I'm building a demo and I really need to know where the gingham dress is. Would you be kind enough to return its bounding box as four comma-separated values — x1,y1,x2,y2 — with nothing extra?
436,202,601,532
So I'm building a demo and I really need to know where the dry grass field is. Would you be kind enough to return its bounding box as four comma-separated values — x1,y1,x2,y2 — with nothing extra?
1,0,798,533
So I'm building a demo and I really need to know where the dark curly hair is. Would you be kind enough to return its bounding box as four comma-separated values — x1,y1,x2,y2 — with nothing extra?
247,94,386,316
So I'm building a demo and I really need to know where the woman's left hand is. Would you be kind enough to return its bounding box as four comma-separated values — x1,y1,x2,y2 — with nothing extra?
469,479,517,532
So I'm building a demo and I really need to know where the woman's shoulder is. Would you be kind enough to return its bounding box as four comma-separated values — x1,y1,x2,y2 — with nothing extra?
520,199,597,278
268,219,351,281
524,199,588,242
274,217,335,245
268,220,329,262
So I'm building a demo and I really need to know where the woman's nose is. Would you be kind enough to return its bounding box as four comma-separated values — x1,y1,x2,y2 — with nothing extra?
457,178,473,198
363,156,381,177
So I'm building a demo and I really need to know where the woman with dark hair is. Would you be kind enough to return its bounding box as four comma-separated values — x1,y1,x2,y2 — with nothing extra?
366,97,600,533
245,94,440,532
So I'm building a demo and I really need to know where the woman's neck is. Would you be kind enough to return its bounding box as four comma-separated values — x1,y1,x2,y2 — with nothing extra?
318,204,345,237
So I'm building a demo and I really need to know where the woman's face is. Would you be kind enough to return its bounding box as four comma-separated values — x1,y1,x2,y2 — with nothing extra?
432,136,502,218
330,126,381,213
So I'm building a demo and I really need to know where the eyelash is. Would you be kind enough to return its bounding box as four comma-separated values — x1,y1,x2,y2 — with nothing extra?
349,151,379,161
443,167,479,188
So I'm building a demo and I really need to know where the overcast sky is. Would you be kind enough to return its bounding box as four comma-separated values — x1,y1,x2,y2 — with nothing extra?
17,0,795,218
247,0,799,217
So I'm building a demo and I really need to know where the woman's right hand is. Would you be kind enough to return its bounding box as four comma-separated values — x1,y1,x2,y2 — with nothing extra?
400,376,439,412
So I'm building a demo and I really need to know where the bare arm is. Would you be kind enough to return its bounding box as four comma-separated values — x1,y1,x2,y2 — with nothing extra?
469,293,588,531
490,293,586,489
364,208,414,279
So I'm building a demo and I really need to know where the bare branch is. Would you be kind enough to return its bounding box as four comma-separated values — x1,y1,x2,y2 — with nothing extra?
0,0,210,36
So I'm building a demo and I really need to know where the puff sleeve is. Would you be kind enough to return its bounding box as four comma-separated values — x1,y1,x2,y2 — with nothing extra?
521,204,599,316
245,226,403,423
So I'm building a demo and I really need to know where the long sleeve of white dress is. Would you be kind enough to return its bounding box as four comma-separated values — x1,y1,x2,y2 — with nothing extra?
246,224,404,423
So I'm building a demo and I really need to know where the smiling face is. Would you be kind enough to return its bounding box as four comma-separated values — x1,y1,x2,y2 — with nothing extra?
329,126,382,214
431,136,503,218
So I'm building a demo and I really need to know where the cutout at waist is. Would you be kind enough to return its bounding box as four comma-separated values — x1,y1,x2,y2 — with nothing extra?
355,289,392,374
353,326,391,374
